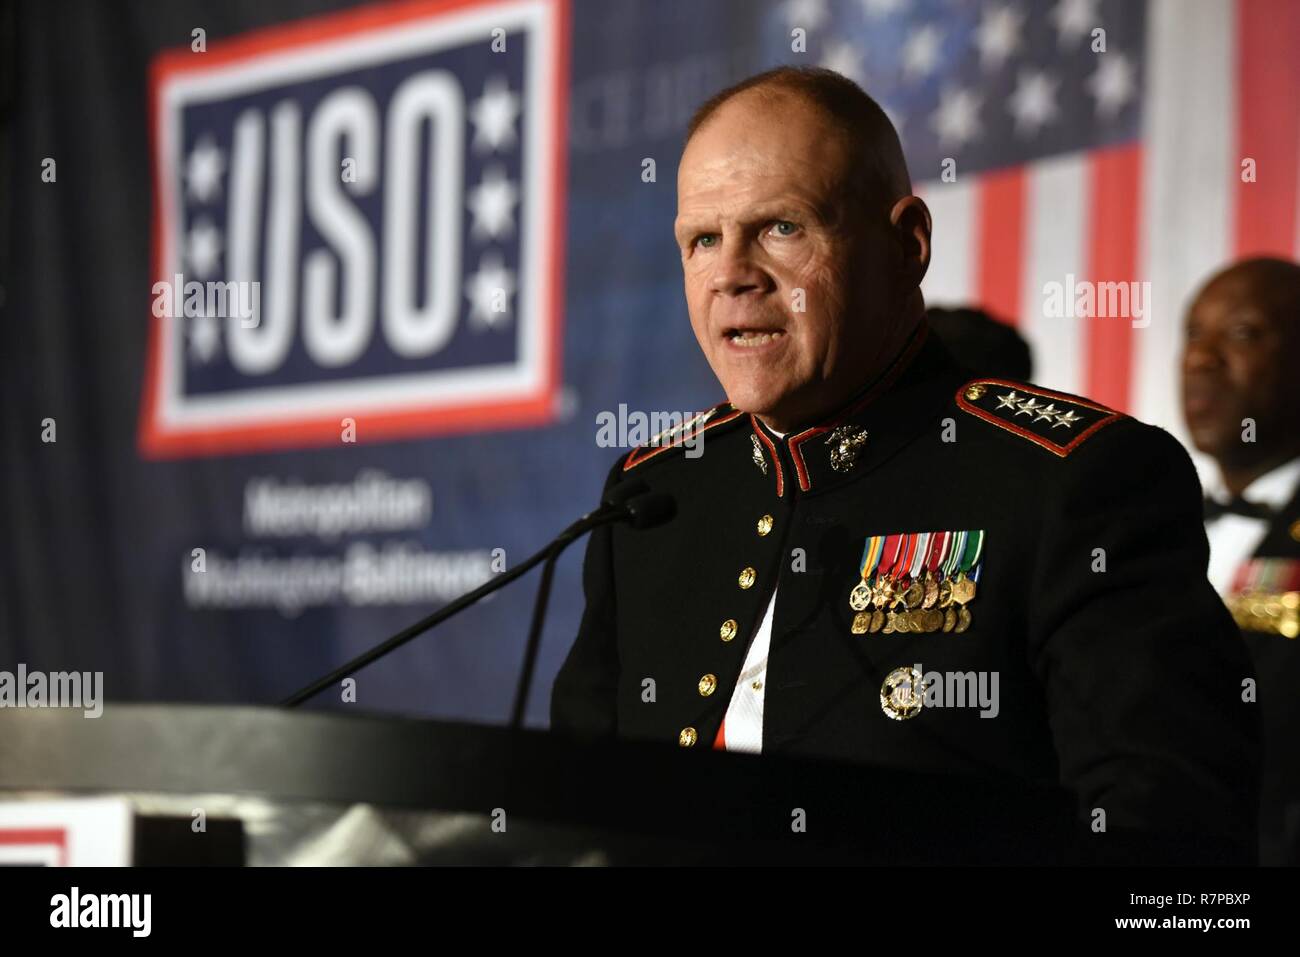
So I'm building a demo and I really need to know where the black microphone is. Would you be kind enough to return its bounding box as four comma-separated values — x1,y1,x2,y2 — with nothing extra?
507,487,673,728
280,487,676,709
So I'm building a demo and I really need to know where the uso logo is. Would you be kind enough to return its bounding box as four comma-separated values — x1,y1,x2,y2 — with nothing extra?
140,0,569,456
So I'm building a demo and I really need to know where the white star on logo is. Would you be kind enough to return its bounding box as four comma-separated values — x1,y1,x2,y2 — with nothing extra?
186,135,226,204
467,165,519,241
931,87,982,148
188,312,221,364
902,25,943,80
465,251,517,330
1009,70,1060,137
185,217,223,278
1087,52,1136,119
468,76,521,154
975,5,1025,72
1052,0,1099,49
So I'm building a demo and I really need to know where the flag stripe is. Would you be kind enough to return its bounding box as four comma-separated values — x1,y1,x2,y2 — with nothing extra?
920,179,977,305
975,167,1027,324
1133,0,1234,440
1233,0,1300,258
1084,144,1143,411
1021,153,1090,395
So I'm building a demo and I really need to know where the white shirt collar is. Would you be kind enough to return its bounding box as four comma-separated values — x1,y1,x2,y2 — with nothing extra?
1206,455,1300,509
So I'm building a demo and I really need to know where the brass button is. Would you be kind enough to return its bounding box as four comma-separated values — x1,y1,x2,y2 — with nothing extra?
751,681,763,691
738,567,756,589
698,674,717,696
964,383,987,401
678,727,698,748
720,619,738,642
757,514,774,536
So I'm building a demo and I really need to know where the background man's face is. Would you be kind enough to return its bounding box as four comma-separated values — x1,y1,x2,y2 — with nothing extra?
1181,267,1300,463
674,91,893,429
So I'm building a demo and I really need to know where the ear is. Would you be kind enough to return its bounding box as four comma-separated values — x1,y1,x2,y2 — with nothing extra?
888,195,931,289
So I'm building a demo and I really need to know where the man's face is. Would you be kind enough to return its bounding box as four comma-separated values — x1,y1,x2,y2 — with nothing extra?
674,92,897,430
1181,268,1300,463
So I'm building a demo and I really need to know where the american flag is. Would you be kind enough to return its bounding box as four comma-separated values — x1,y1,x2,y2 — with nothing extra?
770,0,1300,438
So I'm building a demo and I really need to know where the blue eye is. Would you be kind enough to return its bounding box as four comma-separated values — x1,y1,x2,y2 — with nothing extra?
696,234,718,248
770,221,798,236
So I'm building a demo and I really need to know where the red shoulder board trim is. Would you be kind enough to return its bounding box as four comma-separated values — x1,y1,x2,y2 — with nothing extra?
955,380,1124,457
622,404,743,471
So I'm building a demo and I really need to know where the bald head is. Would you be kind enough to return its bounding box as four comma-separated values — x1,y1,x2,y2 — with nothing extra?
686,66,913,217
1181,257,1300,483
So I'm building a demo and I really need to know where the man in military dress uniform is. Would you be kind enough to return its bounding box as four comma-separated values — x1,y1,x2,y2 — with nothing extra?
552,67,1258,845
1182,257,1300,864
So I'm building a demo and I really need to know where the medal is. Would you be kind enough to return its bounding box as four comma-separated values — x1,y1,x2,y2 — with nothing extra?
850,536,886,612
851,611,872,634
869,609,884,632
921,532,947,609
949,531,984,633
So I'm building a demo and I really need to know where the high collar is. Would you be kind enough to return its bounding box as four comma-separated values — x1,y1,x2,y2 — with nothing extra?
747,324,961,498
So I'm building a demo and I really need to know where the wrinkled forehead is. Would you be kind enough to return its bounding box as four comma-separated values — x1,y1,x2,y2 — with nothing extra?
676,92,855,207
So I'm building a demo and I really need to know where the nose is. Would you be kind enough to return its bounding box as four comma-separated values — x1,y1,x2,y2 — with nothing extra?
1182,330,1225,375
708,236,770,297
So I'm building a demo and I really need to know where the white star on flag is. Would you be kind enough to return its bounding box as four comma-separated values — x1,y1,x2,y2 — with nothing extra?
782,0,828,32
1009,70,1060,136
932,87,983,148
1087,52,1136,119
185,134,226,203
860,0,903,18
467,165,519,241
819,41,863,84
902,24,943,80
465,251,517,330
468,75,521,154
185,217,223,278
1051,0,1099,49
976,5,1026,72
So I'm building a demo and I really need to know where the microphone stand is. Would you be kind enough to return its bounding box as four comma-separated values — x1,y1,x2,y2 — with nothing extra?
280,507,620,708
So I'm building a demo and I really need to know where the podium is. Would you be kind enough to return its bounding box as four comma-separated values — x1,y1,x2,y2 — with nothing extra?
0,704,1239,865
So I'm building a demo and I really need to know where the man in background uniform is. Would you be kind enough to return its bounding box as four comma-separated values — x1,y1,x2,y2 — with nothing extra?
1183,257,1300,865
553,67,1258,851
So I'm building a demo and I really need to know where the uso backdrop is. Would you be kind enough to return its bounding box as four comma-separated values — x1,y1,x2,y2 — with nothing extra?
3,0,1299,724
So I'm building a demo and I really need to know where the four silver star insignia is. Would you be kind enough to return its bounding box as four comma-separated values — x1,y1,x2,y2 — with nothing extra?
997,391,1085,429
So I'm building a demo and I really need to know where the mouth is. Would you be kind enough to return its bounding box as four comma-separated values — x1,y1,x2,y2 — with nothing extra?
723,327,787,350
1182,384,1232,424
